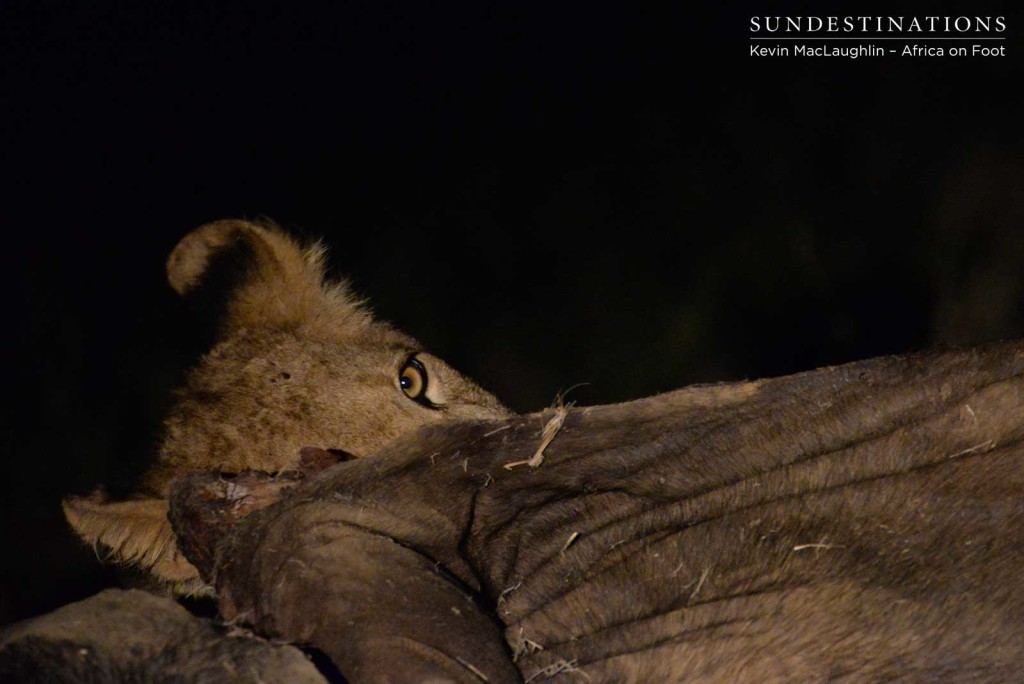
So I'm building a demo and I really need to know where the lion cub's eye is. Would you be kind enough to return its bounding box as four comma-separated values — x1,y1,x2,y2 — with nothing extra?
399,357,430,404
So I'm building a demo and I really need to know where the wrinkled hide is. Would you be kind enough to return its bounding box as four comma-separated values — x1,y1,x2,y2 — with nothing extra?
170,341,1024,682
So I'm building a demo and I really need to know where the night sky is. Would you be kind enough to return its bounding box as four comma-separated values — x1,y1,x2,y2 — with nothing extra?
3,2,1022,624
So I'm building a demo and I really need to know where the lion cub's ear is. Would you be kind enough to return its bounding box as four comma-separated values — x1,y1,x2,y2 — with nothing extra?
166,218,371,338
62,492,203,591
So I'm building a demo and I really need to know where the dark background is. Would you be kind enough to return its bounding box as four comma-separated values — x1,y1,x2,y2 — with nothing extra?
3,2,1022,625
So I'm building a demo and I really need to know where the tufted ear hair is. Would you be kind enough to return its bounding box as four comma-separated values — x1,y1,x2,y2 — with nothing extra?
166,219,372,339
62,492,205,593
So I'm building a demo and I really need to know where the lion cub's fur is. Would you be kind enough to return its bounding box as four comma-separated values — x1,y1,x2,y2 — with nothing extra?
63,219,510,593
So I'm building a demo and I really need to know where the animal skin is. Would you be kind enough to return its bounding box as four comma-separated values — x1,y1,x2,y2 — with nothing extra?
62,219,511,593
172,340,1024,682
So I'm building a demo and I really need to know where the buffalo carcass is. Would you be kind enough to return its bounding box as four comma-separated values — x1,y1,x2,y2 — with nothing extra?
4,342,1022,682
168,340,1024,682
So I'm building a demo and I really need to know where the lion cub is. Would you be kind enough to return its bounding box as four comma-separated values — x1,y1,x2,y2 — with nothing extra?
64,219,510,593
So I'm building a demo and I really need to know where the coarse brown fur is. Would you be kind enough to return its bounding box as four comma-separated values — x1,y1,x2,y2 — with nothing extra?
63,219,511,593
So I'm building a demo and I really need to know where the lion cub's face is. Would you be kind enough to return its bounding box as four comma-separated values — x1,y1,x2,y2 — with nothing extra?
64,219,510,593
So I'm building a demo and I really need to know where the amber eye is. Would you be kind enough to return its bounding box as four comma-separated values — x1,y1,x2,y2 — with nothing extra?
399,357,429,402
